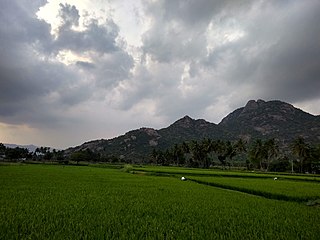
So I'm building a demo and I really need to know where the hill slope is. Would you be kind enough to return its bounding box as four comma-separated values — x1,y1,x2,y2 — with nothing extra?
66,99,320,162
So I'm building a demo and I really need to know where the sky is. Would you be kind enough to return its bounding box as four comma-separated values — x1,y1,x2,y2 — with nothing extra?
1,0,320,149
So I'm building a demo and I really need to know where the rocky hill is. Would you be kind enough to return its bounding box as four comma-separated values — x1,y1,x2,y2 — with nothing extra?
66,99,320,162
220,99,320,144
65,117,225,161
157,116,226,149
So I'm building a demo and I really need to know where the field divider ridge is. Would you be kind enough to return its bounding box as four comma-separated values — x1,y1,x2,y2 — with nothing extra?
187,178,318,204
131,168,320,182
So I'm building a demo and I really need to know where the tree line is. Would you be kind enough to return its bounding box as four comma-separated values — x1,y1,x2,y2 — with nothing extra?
1,137,320,173
150,137,320,173
0,143,109,164
0,144,65,162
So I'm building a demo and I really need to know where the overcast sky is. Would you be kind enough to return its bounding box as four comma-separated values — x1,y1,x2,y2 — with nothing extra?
1,0,320,149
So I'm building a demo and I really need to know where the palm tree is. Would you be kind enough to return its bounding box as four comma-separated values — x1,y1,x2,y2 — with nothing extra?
224,141,235,168
172,144,185,165
214,140,227,168
181,141,191,166
190,140,206,168
249,139,265,170
233,139,247,168
0,143,6,153
151,148,158,164
264,139,279,171
202,138,213,168
310,144,320,173
172,144,179,165
291,137,310,173
181,141,190,154
234,139,247,154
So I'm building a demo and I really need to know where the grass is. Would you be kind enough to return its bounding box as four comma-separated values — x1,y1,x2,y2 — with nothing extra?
188,176,320,202
132,165,320,181
1,164,320,239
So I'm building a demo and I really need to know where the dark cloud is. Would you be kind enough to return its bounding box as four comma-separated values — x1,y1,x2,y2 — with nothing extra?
0,1,57,124
76,61,95,69
55,18,120,54
259,2,320,102
141,0,255,63
121,0,320,122
201,0,320,104
1,0,320,148
0,0,52,60
0,1,133,129
58,3,80,28
94,51,134,88
144,0,253,26
54,4,134,88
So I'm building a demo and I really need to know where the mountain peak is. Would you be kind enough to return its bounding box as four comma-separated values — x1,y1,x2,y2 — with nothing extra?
219,99,319,142
243,99,265,112
172,115,195,128
182,115,193,120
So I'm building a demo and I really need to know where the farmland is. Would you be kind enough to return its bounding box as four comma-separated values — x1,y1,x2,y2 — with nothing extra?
1,164,320,239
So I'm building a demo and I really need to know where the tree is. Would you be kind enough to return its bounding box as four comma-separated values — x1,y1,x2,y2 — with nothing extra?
249,139,265,170
225,141,236,168
309,144,320,173
151,148,158,164
248,139,279,171
163,150,172,166
232,139,247,168
181,141,190,154
264,139,279,171
172,144,185,165
0,143,6,153
157,150,166,166
189,140,205,168
5,147,29,160
181,141,192,166
0,143,6,160
214,140,228,168
70,151,88,164
34,146,51,161
291,137,310,173
269,156,290,172
55,150,65,163
234,139,247,154
201,138,213,168
70,149,99,164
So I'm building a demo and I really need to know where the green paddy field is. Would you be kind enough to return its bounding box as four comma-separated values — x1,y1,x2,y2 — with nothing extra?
1,164,319,239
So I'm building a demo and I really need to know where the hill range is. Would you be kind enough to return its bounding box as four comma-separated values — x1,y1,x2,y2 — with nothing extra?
66,99,320,162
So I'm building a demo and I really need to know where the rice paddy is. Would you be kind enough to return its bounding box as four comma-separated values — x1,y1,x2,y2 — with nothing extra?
1,164,320,239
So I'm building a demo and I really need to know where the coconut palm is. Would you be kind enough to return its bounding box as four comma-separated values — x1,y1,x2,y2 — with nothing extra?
249,139,266,170
189,140,206,168
234,139,247,154
214,140,227,168
264,138,279,171
291,137,310,173
201,138,213,168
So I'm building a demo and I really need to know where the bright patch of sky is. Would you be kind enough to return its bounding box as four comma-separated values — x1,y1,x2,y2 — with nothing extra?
37,0,147,47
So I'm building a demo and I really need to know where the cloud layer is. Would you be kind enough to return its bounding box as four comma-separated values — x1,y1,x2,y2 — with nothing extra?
1,0,320,148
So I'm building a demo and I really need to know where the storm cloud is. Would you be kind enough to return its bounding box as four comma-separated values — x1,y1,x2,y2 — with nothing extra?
1,0,320,148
